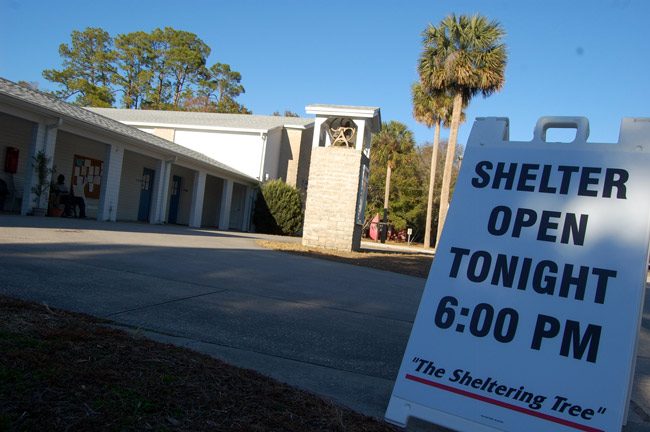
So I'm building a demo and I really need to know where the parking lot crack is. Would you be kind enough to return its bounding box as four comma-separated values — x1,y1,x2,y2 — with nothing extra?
105,289,229,317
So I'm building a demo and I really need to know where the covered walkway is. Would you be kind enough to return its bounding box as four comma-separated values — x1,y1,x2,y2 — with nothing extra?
0,78,256,230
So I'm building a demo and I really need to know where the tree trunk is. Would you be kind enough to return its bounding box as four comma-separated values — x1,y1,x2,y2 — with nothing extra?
173,73,185,108
156,74,164,107
424,120,441,249
382,162,392,244
384,162,392,211
436,92,463,243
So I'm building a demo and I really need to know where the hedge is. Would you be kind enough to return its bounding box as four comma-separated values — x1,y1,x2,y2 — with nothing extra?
253,180,303,236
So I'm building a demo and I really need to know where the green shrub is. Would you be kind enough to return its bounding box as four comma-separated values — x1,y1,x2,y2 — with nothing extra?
253,180,303,235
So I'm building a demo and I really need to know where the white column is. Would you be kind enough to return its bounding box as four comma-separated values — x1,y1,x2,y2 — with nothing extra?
98,143,125,221
151,159,172,224
188,170,206,228
258,132,268,181
353,119,367,152
218,179,233,230
311,117,326,148
22,120,59,215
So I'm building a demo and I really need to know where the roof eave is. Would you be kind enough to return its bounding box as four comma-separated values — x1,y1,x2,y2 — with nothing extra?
0,92,257,184
305,104,381,132
120,120,272,135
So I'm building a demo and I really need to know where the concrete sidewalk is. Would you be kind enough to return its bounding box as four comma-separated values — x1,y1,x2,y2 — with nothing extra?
0,215,648,431
361,240,436,255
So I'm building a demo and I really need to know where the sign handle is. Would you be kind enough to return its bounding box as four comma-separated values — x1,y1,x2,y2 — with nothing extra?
533,116,590,144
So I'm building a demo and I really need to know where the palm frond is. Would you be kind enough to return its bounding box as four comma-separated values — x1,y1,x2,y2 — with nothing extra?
417,13,507,96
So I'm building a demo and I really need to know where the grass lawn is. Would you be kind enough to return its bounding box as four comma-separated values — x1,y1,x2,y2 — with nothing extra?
0,295,398,431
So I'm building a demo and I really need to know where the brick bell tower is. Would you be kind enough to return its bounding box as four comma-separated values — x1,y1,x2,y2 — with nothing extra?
302,104,381,251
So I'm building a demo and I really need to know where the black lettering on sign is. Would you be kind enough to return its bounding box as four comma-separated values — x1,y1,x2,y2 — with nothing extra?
557,165,580,195
448,248,616,304
472,161,492,188
561,320,601,363
517,163,539,192
487,206,588,246
539,165,557,193
493,162,517,190
471,161,629,198
532,260,557,295
449,247,471,278
531,315,601,363
487,205,510,236
578,167,601,197
603,168,628,198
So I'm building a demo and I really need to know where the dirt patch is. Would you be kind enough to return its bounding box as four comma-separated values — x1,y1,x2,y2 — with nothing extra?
257,240,433,279
0,295,398,432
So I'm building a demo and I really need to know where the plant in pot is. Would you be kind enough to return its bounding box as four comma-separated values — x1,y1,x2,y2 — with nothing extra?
47,182,64,217
31,149,55,217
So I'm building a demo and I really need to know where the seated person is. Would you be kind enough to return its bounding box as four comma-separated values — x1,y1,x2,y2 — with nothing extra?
54,174,86,218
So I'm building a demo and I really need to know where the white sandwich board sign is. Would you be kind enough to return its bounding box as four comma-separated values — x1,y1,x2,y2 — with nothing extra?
386,117,650,432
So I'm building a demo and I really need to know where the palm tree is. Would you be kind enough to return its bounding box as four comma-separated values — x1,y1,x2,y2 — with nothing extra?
418,14,507,241
412,83,457,249
372,121,415,238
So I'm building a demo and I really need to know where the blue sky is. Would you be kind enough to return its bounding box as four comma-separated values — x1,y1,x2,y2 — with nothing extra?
0,0,647,146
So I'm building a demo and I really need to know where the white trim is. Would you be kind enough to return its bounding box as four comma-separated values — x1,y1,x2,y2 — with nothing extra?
305,104,381,133
122,121,271,135
0,101,57,125
305,104,379,118
283,123,314,130
258,132,268,181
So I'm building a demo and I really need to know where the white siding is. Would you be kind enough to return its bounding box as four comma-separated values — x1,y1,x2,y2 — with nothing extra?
117,150,159,221
263,127,282,181
0,112,35,211
173,129,264,180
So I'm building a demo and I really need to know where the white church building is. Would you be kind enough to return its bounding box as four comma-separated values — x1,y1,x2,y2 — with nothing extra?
88,108,315,192
0,78,313,231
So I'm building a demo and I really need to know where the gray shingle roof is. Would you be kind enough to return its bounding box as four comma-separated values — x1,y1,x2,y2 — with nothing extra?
0,78,256,182
87,107,314,131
